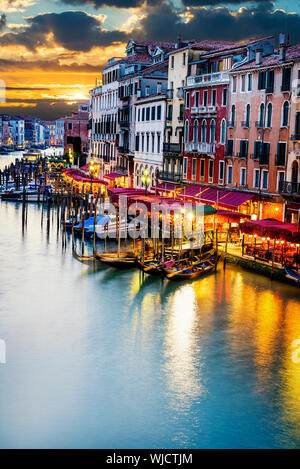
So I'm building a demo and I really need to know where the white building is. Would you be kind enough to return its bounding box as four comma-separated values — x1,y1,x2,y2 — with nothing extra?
134,93,167,188
55,118,65,146
9,118,25,148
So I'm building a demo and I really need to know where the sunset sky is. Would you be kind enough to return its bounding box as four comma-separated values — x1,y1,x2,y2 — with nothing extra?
0,0,299,120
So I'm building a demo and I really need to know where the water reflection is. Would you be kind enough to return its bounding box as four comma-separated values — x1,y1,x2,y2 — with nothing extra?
0,201,300,448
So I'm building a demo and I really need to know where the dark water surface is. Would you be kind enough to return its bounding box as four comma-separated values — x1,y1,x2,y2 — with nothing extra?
0,201,300,449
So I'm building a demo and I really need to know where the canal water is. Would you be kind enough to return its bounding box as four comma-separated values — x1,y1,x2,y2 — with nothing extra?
0,196,300,448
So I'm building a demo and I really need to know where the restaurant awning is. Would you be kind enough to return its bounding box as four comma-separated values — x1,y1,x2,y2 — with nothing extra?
80,163,90,172
216,209,251,219
152,183,182,193
218,192,255,209
103,172,127,180
241,218,300,242
178,185,256,208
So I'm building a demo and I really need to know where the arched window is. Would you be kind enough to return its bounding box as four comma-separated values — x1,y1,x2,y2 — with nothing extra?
259,103,265,126
282,101,289,126
231,105,236,126
193,120,198,143
220,119,226,144
267,103,272,128
245,104,250,127
184,120,189,143
201,120,207,143
210,120,216,143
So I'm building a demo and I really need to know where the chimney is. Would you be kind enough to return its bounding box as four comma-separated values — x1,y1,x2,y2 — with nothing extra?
279,33,289,63
256,48,263,66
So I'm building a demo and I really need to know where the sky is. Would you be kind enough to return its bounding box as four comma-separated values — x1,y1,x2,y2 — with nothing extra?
0,0,300,120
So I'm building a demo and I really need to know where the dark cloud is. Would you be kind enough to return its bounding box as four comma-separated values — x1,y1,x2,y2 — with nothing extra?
131,3,300,43
0,13,6,32
181,0,271,5
0,100,80,120
5,86,50,90
0,58,103,73
59,0,160,8
0,11,127,52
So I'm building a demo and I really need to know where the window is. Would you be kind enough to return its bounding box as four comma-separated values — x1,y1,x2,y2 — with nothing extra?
226,139,233,156
253,169,260,189
151,106,155,120
167,104,173,121
183,53,186,66
185,120,189,143
183,157,188,178
157,105,161,120
137,109,140,122
145,86,150,97
212,89,217,106
142,108,145,121
222,88,227,105
192,158,197,180
186,92,190,108
245,104,251,127
232,76,237,93
152,133,155,153
277,142,286,166
266,70,274,93
220,119,226,144
277,171,285,191
135,135,139,151
210,120,215,143
248,74,252,91
68,123,72,131
240,140,248,158
231,105,236,126
179,103,184,120
227,165,233,185
219,161,224,183
200,159,205,181
141,134,144,152
259,103,265,126
266,103,272,128
258,71,266,90
157,82,162,94
282,101,289,126
241,74,246,92
193,120,198,143
171,56,174,69
203,91,208,106
209,160,214,182
262,170,268,190
146,134,149,152
282,67,291,91
195,91,200,107
201,120,207,143
157,133,161,153
240,168,246,186
146,107,150,121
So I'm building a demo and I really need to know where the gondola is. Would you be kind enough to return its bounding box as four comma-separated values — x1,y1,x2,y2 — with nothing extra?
96,251,138,269
284,265,300,284
161,253,220,281
72,249,99,264
137,258,163,276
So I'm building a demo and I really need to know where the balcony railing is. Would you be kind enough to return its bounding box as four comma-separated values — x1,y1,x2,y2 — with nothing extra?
185,142,215,154
241,121,250,128
291,134,300,140
255,121,264,128
163,143,182,154
186,71,229,87
119,120,129,128
158,171,182,182
279,181,300,195
191,105,216,115
117,146,129,154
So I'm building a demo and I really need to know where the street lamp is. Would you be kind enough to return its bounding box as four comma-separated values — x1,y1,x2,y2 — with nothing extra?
68,147,73,167
141,168,151,195
90,159,95,194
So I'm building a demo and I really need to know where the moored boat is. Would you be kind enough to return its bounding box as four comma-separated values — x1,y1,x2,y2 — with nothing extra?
161,253,220,281
284,265,300,284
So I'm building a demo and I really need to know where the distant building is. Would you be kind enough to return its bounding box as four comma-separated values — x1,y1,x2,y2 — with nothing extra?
43,121,56,146
55,118,65,146
64,104,89,157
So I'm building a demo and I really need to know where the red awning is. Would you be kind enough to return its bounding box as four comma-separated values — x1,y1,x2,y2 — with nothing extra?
241,218,300,242
62,168,107,185
218,191,255,209
152,183,181,192
103,172,126,180
79,163,90,172
216,210,251,219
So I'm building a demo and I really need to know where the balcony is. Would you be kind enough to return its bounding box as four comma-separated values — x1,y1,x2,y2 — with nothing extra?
255,121,264,128
279,181,300,195
117,145,129,154
185,142,215,154
241,121,250,128
163,143,182,154
291,134,300,141
191,105,216,115
158,171,182,183
186,71,229,88
119,120,129,128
